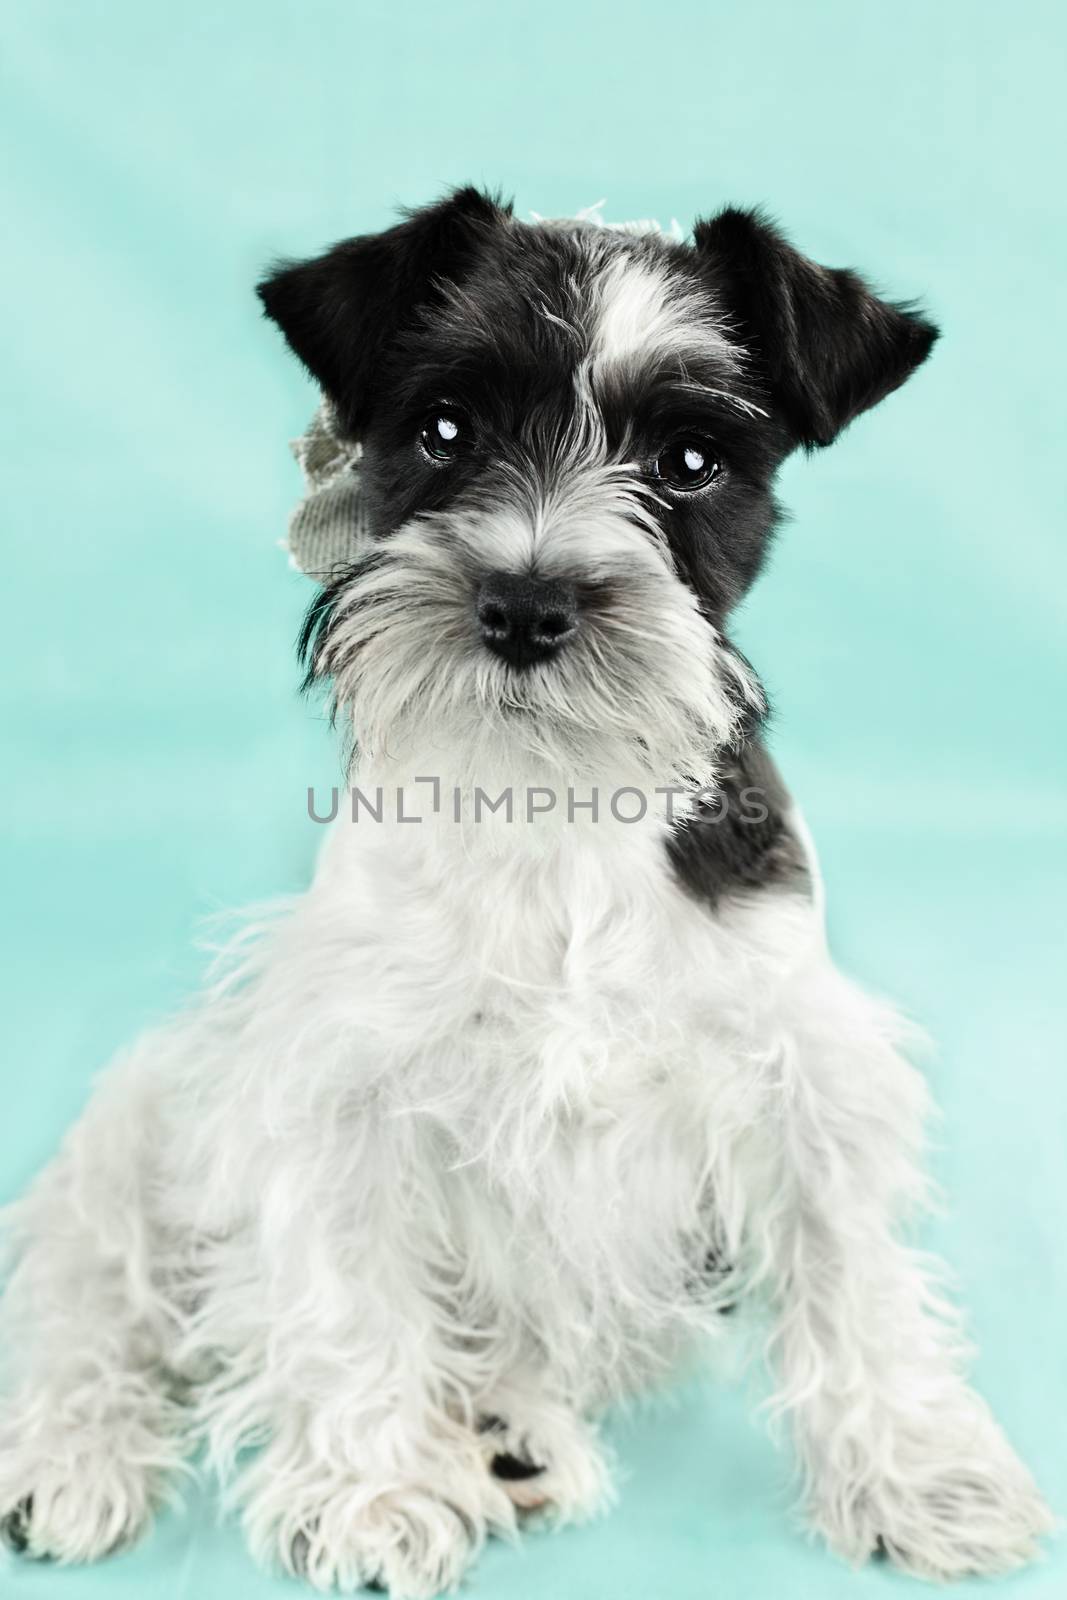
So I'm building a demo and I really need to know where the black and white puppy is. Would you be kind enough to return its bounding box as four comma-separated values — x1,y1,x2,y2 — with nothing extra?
0,189,1052,1597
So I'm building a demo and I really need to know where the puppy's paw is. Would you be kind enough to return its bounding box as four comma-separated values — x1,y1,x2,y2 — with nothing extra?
872,1460,1054,1580
479,1405,613,1523
811,1423,1054,1580
0,1454,156,1563
266,1485,494,1598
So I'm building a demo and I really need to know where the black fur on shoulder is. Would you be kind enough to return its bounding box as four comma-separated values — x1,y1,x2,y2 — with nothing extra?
694,207,938,449
667,738,810,907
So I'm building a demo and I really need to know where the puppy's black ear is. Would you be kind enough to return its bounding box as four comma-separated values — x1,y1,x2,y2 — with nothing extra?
694,207,938,449
257,186,510,436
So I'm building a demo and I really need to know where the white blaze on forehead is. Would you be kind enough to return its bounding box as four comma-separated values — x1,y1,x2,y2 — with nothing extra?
586,250,738,374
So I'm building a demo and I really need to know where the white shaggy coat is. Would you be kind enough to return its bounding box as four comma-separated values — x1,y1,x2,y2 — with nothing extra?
0,798,1052,1594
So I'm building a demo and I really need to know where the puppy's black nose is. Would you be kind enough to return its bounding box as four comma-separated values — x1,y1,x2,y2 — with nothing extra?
476,573,578,669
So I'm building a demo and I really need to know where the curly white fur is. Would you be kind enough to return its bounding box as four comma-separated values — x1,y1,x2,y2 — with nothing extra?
0,794,1053,1593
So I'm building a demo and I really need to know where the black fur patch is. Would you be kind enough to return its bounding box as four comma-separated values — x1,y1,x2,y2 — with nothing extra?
667,738,811,908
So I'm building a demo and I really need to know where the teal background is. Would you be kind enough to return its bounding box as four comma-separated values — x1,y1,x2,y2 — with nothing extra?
2,1,1064,1596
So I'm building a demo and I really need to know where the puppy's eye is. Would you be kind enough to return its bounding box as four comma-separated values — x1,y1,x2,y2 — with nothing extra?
419,409,467,463
652,437,721,491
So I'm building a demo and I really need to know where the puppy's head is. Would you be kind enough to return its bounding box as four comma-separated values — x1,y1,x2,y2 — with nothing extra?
259,188,935,789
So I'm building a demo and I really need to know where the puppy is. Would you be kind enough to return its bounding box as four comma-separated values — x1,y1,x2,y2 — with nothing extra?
0,189,1052,1597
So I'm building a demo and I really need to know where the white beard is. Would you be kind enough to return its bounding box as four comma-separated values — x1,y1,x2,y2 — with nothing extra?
311,462,764,801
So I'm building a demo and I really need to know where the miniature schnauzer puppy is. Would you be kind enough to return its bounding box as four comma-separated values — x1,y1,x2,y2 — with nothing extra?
0,188,1052,1596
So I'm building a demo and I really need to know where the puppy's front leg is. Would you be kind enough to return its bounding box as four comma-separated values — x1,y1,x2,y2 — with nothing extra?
0,1056,188,1562
218,1117,516,1600
755,954,1052,1579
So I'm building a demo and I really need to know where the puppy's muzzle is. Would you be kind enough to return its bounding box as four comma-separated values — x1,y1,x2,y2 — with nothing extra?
476,572,579,669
